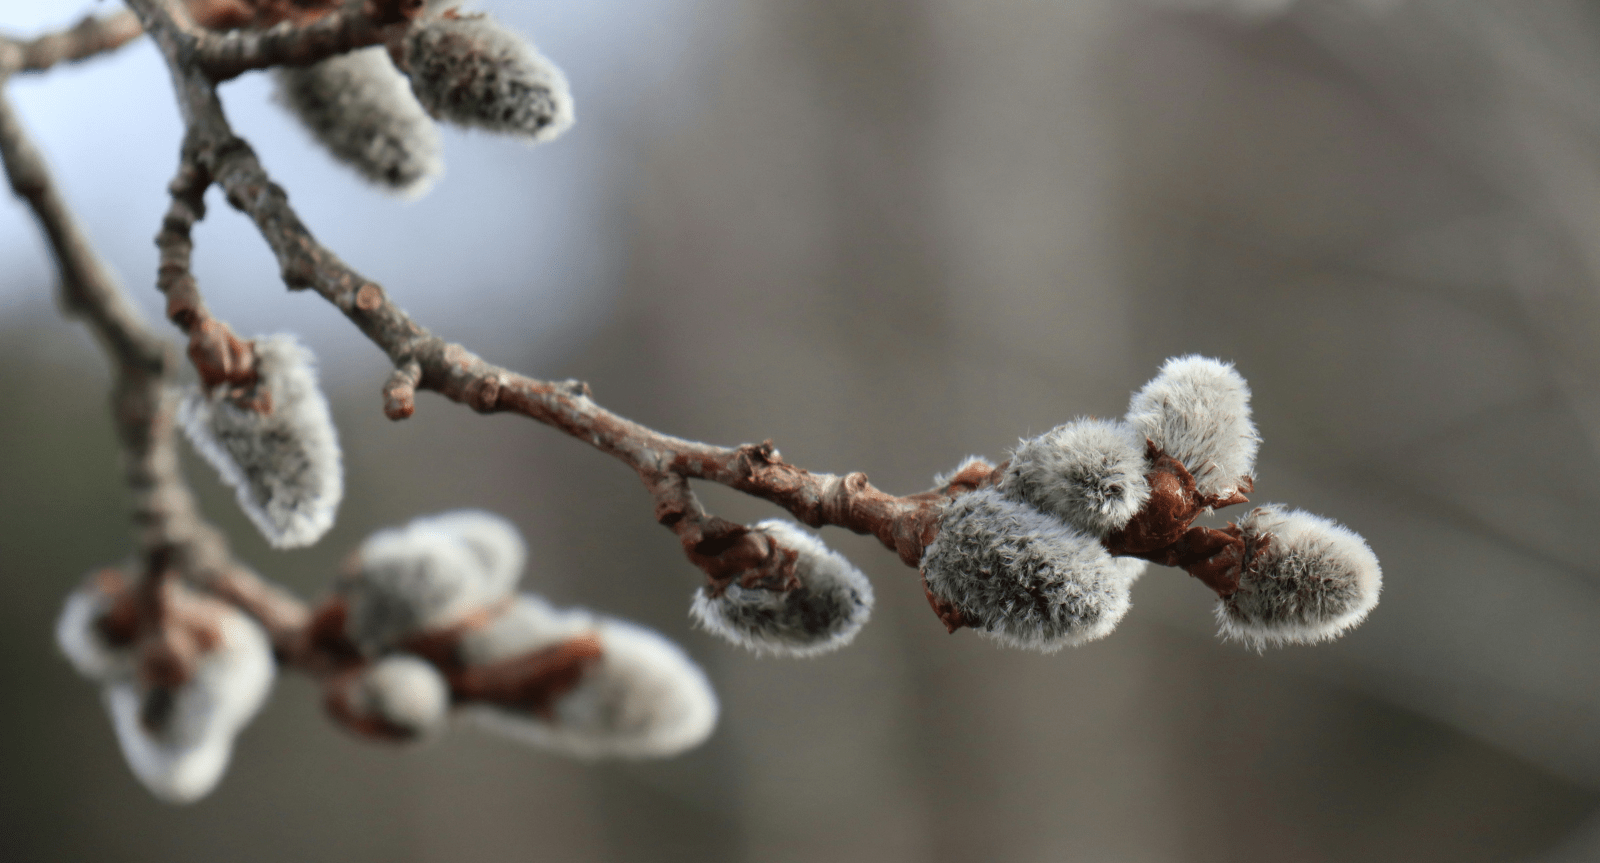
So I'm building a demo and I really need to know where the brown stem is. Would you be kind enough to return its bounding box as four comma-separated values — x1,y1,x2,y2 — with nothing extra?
129,0,975,589
180,0,421,82
0,11,143,75
1102,442,1255,597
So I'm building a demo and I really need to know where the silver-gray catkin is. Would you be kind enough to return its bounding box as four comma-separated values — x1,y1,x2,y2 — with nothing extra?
689,519,875,657
349,654,452,739
1125,355,1259,501
1217,505,1382,649
403,13,574,142
96,595,275,804
1001,418,1151,536
273,46,443,195
462,595,719,758
179,334,344,549
342,519,517,654
920,488,1136,652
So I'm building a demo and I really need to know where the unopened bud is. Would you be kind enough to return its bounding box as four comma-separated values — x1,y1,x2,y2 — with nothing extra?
273,47,443,195
342,511,524,654
1002,418,1151,536
1125,355,1259,501
462,595,718,758
1217,505,1382,649
55,580,277,805
403,12,574,142
179,334,344,549
329,653,452,741
690,520,875,658
920,488,1139,651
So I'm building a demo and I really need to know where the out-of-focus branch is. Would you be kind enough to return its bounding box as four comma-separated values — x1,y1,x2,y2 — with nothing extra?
0,11,143,75
173,0,420,82
130,0,975,591
0,26,307,662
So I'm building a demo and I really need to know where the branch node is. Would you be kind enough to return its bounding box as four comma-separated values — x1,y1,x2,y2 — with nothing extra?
382,359,421,420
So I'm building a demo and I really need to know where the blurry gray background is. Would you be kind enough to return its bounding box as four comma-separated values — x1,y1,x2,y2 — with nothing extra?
3,0,1599,860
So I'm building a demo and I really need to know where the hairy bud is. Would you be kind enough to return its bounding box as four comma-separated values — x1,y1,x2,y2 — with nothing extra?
341,511,524,654
1125,355,1259,501
403,12,574,142
179,334,343,549
56,579,275,804
921,488,1141,651
462,595,718,758
273,47,443,195
329,654,452,741
1001,418,1152,536
408,509,527,590
1217,506,1382,649
689,519,875,657
56,572,133,681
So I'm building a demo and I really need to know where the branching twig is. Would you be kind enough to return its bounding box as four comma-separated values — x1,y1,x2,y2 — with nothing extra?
186,0,420,82
0,10,143,75
0,23,307,667
130,0,974,594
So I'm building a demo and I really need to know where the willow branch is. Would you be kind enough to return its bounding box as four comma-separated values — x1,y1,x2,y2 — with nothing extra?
0,30,306,658
0,11,143,75
167,0,418,82
130,0,961,587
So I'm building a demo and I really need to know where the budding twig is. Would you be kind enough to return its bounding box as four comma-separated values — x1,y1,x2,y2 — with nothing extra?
0,11,143,75
129,0,976,595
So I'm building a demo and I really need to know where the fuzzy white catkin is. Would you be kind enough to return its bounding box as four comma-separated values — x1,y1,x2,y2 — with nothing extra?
1125,355,1260,501
343,515,522,654
273,47,443,195
56,580,132,681
689,519,875,657
179,334,344,549
1001,418,1152,537
403,12,574,142
462,595,718,758
93,602,276,804
350,654,452,739
920,488,1139,652
1217,505,1382,649
408,509,527,592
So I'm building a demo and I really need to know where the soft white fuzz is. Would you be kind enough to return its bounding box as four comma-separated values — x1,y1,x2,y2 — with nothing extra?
463,595,719,758
179,334,343,549
56,581,131,681
95,602,276,804
1217,506,1382,649
407,510,527,592
404,13,574,142
273,47,443,195
1125,355,1259,501
689,519,875,657
920,488,1135,652
350,654,452,739
1001,418,1151,536
343,516,520,654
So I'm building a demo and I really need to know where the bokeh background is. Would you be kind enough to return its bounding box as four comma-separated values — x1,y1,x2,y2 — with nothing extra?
3,0,1600,860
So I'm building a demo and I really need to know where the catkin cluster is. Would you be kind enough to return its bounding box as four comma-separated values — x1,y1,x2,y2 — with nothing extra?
922,356,1382,651
332,511,719,757
272,6,575,195
56,572,276,803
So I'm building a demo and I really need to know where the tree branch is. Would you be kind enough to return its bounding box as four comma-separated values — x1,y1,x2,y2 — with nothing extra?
0,11,143,75
0,31,306,660
129,0,966,589
167,0,419,82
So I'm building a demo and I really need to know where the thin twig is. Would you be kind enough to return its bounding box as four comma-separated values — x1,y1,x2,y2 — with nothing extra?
0,11,143,75
130,0,966,590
